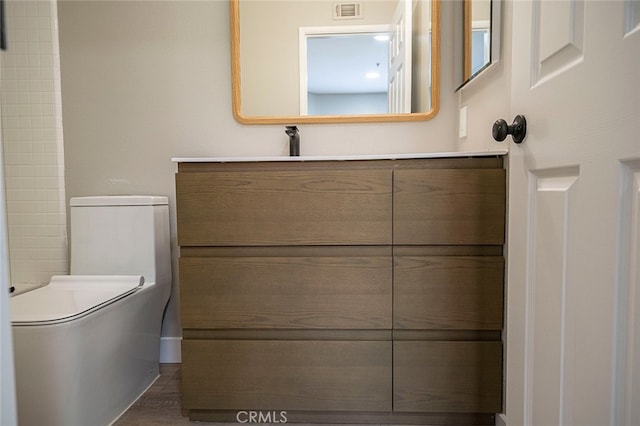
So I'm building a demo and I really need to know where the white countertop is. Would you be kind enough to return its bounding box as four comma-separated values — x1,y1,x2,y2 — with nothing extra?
172,150,508,163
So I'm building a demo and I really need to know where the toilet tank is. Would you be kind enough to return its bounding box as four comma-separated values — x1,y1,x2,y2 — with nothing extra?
69,196,171,285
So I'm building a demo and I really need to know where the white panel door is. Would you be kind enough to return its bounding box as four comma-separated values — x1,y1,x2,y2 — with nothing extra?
388,0,411,113
505,1,640,426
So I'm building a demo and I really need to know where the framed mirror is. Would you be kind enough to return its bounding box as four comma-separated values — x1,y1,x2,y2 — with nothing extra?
455,0,501,90
230,0,441,124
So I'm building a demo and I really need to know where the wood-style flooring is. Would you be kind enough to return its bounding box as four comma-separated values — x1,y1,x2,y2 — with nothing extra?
114,364,346,426
114,364,193,425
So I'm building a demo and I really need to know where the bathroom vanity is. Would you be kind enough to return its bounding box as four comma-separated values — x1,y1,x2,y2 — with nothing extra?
174,153,506,424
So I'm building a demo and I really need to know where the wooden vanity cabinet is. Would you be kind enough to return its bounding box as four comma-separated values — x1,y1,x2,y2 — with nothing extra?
179,253,393,330
393,254,505,331
393,341,503,413
176,157,505,424
391,163,505,416
393,168,506,245
176,168,392,246
182,340,392,412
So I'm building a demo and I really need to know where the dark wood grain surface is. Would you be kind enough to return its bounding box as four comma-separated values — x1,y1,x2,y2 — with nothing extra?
394,256,504,330
180,255,392,329
182,340,392,412
394,341,503,413
394,168,506,245
176,169,392,246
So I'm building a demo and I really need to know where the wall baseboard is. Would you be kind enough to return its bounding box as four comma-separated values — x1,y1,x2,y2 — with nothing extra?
159,337,182,363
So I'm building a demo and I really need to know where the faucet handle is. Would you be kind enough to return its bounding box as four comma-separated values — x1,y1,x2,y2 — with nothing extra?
285,125,300,157
285,125,299,136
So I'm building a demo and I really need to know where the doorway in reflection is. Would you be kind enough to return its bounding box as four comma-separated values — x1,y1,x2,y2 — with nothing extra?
470,25,490,76
304,31,391,116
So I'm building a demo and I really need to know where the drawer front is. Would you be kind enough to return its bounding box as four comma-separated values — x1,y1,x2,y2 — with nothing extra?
394,341,502,413
176,169,392,246
180,255,392,329
394,168,506,245
182,340,392,412
394,256,504,330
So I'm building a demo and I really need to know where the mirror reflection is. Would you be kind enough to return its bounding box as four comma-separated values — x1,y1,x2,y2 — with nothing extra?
231,0,440,124
304,30,392,116
456,0,500,89
464,0,491,80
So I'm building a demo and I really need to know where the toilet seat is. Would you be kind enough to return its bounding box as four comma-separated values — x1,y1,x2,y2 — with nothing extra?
11,275,144,326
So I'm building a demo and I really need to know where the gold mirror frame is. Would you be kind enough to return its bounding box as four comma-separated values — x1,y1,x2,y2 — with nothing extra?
463,0,474,82
230,0,441,124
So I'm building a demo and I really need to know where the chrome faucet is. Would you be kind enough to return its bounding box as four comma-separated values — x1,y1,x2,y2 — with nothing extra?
285,125,300,156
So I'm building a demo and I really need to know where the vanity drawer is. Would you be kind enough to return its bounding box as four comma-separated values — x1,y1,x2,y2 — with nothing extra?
180,255,392,329
394,256,504,330
393,168,506,245
393,341,502,413
176,169,392,246
182,339,392,412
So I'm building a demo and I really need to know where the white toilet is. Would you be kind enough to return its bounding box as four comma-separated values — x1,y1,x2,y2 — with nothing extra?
10,195,171,426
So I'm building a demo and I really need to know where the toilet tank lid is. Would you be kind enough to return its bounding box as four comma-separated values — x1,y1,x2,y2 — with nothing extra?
70,195,168,207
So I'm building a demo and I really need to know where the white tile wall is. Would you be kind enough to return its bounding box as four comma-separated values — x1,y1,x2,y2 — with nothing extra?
1,0,68,284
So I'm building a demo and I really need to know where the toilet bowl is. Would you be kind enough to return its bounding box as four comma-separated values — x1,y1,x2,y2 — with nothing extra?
10,196,171,426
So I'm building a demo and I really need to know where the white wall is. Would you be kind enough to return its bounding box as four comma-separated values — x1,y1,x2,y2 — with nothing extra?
1,0,68,286
57,0,459,342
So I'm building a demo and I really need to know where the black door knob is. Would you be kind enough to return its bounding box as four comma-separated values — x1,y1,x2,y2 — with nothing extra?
492,115,527,144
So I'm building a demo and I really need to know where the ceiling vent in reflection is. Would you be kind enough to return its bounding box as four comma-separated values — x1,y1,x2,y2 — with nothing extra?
333,2,363,20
